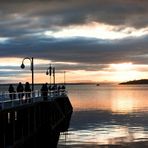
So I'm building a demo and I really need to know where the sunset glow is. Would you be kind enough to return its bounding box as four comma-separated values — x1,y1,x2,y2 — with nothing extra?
110,63,133,71
1,59,148,83
0,1,148,84
44,23,148,40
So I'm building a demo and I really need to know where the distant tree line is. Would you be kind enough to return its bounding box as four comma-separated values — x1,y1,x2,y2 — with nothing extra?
120,79,148,85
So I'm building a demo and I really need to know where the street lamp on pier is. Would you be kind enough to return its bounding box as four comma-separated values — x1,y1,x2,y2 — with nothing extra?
46,64,55,85
46,64,52,86
53,67,55,85
20,57,34,92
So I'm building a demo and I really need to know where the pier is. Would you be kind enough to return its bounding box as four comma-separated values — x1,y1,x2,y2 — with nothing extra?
0,89,73,148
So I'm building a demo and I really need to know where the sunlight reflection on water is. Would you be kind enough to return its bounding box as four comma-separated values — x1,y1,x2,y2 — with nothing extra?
58,84,148,147
1,84,148,147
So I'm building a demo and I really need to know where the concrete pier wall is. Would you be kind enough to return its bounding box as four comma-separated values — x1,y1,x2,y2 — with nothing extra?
0,96,73,148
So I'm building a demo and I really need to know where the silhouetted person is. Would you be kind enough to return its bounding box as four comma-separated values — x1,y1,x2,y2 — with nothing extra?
48,85,52,96
41,83,48,100
58,85,61,95
51,84,57,95
17,82,24,100
61,85,65,90
25,82,31,102
61,85,65,91
49,85,51,91
8,84,15,100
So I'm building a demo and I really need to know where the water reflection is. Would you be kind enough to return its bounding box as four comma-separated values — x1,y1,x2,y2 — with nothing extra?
68,85,148,113
111,97,135,114
59,110,148,147
58,85,148,147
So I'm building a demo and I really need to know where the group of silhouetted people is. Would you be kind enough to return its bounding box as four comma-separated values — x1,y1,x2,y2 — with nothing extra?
8,82,66,102
8,82,31,102
41,83,66,101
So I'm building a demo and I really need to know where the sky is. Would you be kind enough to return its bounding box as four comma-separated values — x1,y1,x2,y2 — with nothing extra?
0,0,148,84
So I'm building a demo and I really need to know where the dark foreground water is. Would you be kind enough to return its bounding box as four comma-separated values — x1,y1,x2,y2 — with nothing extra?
58,84,148,147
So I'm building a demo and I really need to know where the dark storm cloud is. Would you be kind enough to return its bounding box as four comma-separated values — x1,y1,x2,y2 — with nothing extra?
0,35,148,65
0,0,147,37
0,0,148,73
0,0,148,35
27,0,148,28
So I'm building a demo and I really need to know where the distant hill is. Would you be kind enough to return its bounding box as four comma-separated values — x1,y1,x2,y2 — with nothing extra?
120,79,148,85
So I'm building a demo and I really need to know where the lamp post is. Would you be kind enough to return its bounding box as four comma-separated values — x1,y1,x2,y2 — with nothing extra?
46,64,55,85
20,57,34,92
53,67,55,85
46,64,52,86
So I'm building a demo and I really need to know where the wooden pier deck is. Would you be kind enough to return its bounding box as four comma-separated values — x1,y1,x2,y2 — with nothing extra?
0,90,73,148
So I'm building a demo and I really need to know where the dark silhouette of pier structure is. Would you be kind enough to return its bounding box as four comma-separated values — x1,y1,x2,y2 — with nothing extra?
0,89,73,148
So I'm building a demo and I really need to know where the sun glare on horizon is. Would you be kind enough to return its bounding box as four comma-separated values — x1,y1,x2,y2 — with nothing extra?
1,57,148,84
110,63,133,71
108,62,143,82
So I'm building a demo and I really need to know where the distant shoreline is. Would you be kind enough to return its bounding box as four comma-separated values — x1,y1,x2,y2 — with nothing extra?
119,79,148,85
0,83,98,86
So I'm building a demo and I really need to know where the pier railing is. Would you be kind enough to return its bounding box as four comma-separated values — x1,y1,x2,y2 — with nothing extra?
0,89,67,110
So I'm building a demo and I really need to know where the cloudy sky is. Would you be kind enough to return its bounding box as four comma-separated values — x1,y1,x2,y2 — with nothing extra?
0,0,148,84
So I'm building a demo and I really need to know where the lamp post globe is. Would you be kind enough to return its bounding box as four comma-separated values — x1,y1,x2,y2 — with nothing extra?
20,63,25,69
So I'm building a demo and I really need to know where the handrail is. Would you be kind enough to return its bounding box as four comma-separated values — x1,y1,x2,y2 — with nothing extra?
0,89,67,110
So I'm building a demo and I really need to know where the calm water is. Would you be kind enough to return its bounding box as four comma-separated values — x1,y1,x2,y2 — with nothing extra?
58,84,148,147
1,84,148,147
